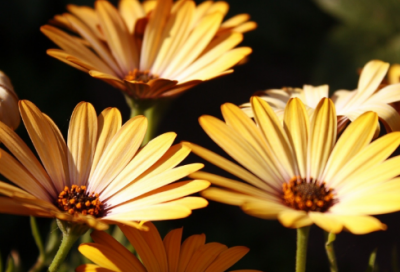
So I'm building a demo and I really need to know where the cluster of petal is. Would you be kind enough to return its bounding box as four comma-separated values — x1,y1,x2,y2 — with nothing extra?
241,60,400,134
184,96,400,234
41,0,255,101
0,100,209,230
0,71,20,129
77,222,260,272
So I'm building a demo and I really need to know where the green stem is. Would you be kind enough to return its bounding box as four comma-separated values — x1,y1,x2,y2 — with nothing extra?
48,220,89,272
29,217,45,272
296,226,310,272
325,232,338,272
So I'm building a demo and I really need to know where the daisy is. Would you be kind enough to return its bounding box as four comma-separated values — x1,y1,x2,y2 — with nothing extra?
184,96,400,234
0,71,20,130
76,222,261,272
41,0,255,103
0,100,210,231
240,60,400,134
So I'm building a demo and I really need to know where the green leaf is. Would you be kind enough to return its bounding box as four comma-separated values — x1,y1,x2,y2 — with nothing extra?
366,248,378,272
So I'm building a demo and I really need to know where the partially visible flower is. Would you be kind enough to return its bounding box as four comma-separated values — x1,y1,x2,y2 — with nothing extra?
0,71,20,129
241,60,400,133
185,97,400,234
0,101,209,230
76,222,261,272
41,0,255,102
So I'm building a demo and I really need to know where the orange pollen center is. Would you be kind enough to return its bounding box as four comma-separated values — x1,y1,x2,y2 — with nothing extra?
282,177,336,212
56,185,103,217
124,69,158,83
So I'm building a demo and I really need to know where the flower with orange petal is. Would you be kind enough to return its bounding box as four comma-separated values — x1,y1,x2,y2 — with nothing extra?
0,71,20,130
0,100,209,230
241,60,400,134
76,222,261,272
184,97,400,234
41,0,255,104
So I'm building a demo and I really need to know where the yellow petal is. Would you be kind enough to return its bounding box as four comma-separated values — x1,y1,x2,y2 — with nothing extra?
277,210,313,229
308,98,336,182
251,96,296,181
19,100,68,193
140,0,173,70
78,244,134,271
166,196,209,210
76,264,114,272
333,215,386,234
96,0,138,73
92,107,122,172
182,142,275,193
90,230,146,271
283,98,309,178
241,200,292,220
88,115,147,193
101,132,177,200
322,111,377,182
308,212,343,233
118,0,145,33
67,102,97,187
0,149,51,201
190,171,276,200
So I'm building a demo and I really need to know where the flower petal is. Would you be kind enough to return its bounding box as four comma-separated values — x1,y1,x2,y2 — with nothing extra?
163,227,183,272
205,246,249,272
308,212,343,233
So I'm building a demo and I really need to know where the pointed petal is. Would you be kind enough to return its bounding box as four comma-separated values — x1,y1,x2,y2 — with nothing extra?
163,227,183,272
185,243,228,272
322,112,377,182
277,210,313,229
88,116,147,193
332,215,386,234
205,246,249,272
178,234,206,272
241,199,293,220
19,100,68,194
140,222,168,272
67,102,97,186
308,98,336,182
283,98,309,178
308,212,343,233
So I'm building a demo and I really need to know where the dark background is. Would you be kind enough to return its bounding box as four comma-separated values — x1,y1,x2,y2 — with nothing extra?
1,0,400,271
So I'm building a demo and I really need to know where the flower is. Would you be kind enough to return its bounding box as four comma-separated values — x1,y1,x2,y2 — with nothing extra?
76,222,261,272
0,71,20,129
240,60,400,134
41,0,255,102
0,100,209,230
184,97,400,234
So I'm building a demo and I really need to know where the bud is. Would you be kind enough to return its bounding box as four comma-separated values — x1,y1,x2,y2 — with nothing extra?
0,71,20,129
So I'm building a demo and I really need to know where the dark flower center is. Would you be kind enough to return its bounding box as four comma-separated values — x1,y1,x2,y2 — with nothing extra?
125,69,158,83
56,185,103,217
282,177,336,212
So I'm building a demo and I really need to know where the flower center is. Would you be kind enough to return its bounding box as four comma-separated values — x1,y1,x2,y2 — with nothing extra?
124,69,158,83
56,185,103,217
282,177,335,212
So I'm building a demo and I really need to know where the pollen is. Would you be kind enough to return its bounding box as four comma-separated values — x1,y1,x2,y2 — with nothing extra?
56,185,103,217
124,69,158,83
282,177,336,212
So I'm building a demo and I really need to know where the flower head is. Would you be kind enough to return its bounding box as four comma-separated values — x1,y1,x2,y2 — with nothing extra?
241,60,400,134
76,222,261,272
41,0,255,102
184,97,400,234
0,101,209,230
0,71,20,129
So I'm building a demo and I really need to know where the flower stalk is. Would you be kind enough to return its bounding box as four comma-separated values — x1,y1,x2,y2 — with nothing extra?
325,232,338,272
48,219,89,272
296,226,310,272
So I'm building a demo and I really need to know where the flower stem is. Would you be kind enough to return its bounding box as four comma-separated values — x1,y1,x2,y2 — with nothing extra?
29,217,45,272
48,219,89,272
324,232,338,272
296,226,310,272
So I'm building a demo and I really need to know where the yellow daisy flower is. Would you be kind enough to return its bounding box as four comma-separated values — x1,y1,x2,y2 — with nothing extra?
241,60,400,134
184,96,400,234
0,100,209,230
76,222,261,272
0,71,20,130
41,0,255,101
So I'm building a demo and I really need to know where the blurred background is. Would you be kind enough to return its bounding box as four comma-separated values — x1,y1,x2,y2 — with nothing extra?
1,0,400,271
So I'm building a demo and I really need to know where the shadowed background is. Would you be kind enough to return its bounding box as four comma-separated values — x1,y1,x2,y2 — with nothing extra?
1,0,400,271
